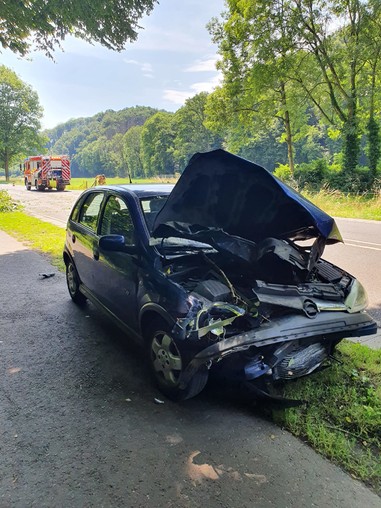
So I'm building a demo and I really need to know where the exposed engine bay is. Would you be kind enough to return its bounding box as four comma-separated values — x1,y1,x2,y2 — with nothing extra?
154,234,370,387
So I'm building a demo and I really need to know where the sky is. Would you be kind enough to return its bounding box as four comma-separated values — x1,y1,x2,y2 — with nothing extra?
0,0,226,129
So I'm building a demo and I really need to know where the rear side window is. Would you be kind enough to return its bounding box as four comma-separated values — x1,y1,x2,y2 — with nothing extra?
100,195,135,245
78,193,104,232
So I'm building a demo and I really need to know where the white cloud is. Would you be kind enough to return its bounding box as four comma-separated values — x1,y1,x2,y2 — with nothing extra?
163,89,193,105
163,72,221,106
184,57,218,72
123,58,154,78
190,73,221,93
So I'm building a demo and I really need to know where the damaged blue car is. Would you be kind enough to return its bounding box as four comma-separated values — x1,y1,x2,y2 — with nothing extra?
64,150,377,400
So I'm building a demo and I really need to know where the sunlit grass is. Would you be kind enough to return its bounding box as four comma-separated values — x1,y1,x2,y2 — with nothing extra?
273,341,381,493
0,211,66,270
304,189,381,221
1,175,178,190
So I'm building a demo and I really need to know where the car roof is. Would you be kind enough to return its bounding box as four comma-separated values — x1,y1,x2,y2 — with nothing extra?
92,184,173,199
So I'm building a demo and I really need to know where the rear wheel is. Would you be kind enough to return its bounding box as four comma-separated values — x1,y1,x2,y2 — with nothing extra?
148,324,208,401
57,184,66,191
66,260,86,305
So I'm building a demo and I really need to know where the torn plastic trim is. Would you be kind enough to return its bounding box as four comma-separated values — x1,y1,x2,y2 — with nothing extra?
178,311,377,389
172,298,246,340
344,279,369,313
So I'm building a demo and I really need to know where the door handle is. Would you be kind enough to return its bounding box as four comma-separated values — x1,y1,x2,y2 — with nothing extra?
72,234,76,243
93,249,99,261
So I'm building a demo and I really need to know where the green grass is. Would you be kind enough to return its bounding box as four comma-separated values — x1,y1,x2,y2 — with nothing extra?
303,189,381,221
1,175,178,190
68,176,179,190
273,341,381,493
0,211,66,270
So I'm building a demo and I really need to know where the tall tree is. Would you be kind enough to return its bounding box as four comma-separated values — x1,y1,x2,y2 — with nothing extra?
208,0,308,173
123,126,144,179
0,0,157,57
0,66,45,181
173,92,222,168
292,0,366,173
140,112,176,176
360,0,381,177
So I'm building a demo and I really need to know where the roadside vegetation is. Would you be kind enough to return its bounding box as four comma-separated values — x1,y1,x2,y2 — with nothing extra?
0,191,65,269
274,342,381,494
305,190,381,221
1,189,380,491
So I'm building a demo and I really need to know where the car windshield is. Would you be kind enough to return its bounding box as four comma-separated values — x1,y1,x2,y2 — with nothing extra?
140,196,168,233
140,196,214,252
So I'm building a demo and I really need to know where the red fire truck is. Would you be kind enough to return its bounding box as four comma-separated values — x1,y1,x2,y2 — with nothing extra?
23,155,71,191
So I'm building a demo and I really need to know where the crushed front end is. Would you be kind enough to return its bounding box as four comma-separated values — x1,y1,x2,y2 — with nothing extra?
156,235,377,396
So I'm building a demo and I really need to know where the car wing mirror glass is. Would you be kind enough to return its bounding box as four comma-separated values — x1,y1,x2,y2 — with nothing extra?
99,235,138,255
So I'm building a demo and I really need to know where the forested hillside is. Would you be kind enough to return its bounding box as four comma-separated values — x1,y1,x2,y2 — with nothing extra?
45,106,158,177
45,95,223,178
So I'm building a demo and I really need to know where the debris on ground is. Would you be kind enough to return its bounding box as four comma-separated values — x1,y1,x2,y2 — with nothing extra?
39,272,55,279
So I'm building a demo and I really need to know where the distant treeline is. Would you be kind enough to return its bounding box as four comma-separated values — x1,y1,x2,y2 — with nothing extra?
45,97,222,179
43,95,343,179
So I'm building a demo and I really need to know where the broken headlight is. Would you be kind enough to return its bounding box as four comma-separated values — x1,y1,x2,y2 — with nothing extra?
344,279,368,313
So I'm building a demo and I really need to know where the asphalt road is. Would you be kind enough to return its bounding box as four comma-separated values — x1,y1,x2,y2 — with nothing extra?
1,230,380,507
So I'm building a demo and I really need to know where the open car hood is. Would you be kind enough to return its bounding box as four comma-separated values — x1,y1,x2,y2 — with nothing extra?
152,150,342,245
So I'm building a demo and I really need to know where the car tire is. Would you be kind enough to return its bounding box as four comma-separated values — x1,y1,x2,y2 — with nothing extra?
66,260,87,305
147,323,208,401
57,184,65,191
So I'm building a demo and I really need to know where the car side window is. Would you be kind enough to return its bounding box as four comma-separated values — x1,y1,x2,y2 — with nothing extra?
78,193,104,232
100,196,135,245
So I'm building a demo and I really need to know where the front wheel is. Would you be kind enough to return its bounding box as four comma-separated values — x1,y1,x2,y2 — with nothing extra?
148,326,208,401
66,260,86,305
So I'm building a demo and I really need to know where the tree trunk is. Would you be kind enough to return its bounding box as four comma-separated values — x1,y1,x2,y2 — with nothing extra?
342,59,359,174
367,58,380,179
280,83,295,174
5,150,10,182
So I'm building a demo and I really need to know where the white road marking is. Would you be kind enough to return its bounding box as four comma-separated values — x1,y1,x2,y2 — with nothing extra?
344,243,381,252
344,238,381,247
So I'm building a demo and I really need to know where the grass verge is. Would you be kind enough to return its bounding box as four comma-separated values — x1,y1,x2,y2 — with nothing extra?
0,211,66,271
2,175,178,190
303,189,381,221
273,341,381,494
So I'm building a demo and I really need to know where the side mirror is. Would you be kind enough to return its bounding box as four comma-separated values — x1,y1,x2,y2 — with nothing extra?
99,235,138,255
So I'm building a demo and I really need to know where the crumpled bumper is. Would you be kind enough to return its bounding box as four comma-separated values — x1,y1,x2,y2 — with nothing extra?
179,310,377,389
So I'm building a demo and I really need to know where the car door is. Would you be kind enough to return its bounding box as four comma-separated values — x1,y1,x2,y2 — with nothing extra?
69,191,105,293
92,194,140,331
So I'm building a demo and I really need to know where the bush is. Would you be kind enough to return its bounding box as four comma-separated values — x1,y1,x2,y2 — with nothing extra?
0,190,22,212
325,166,376,193
294,159,328,191
273,164,298,188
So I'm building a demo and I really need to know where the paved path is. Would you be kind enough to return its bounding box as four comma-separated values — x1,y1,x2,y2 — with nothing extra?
1,229,380,507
